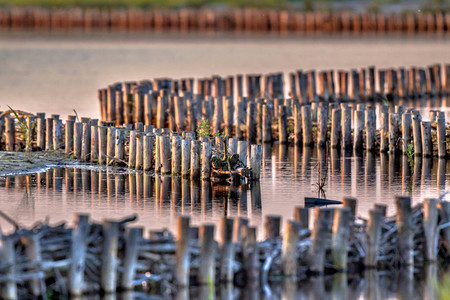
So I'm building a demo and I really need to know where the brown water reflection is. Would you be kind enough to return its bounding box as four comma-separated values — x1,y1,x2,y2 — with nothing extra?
0,145,448,238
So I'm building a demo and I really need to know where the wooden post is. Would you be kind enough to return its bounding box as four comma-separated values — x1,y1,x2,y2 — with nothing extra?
308,208,332,274
395,196,413,266
246,101,257,143
389,113,400,153
101,221,120,293
282,220,301,277
0,236,17,299
343,197,357,217
250,144,262,179
135,132,144,170
317,104,328,148
380,112,389,153
242,226,259,282
331,208,350,271
198,224,216,285
53,118,63,149
238,141,248,166
262,104,272,143
98,126,108,164
201,142,212,180
121,227,143,290
182,139,191,177
365,106,376,151
279,105,288,144
74,122,83,159
219,217,235,283
106,127,116,165
437,113,446,158
36,116,45,150
423,198,438,261
143,134,154,171
354,110,364,151
156,96,166,129
421,121,432,157
128,131,137,168
294,104,302,145
65,120,74,154
302,105,313,146
341,106,351,150
331,109,341,148
45,117,54,150
176,216,190,286
69,214,89,296
264,215,281,239
172,135,182,175
154,134,161,173
294,207,309,229
190,140,201,179
91,125,99,163
365,209,383,267
81,122,91,161
411,111,422,155
24,235,45,297
115,129,125,166
438,201,450,253
160,135,171,174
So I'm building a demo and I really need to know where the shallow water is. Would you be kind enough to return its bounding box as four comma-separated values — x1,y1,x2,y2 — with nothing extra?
0,31,449,118
0,145,448,236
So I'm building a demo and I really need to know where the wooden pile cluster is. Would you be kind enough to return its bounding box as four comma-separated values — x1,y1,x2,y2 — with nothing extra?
98,63,449,157
0,112,262,183
0,8,449,34
0,196,448,298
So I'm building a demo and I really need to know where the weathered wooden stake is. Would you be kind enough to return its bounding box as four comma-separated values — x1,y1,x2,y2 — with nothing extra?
128,131,137,168
182,139,191,177
198,224,216,285
294,207,309,229
331,208,350,271
282,220,301,277
331,109,341,148
69,214,89,296
98,126,108,164
201,142,212,180
436,113,446,158
302,105,313,146
423,198,438,261
74,122,83,159
65,120,74,154
219,217,235,283
250,144,262,179
121,227,143,290
238,141,248,166
101,221,120,293
45,117,54,150
143,134,154,171
175,216,191,286
160,135,171,174
172,135,182,175
395,196,413,266
81,122,91,161
190,140,201,179
365,209,383,267
421,121,432,157
411,111,422,155
265,215,281,239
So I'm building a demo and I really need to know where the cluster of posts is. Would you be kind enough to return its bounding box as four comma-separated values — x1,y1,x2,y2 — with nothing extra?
98,63,449,158
0,113,263,181
0,195,448,298
0,8,449,34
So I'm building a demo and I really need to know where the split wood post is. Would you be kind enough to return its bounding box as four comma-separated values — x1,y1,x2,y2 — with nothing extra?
279,105,288,144
198,224,216,285
154,134,161,173
65,120,74,154
24,234,45,297
156,95,166,129
172,135,182,175
74,122,83,159
174,96,185,131
201,142,212,180
265,215,281,239
365,209,383,267
81,122,91,161
128,131,137,169
143,134,154,171
354,110,364,151
262,103,272,143
294,207,309,229
389,113,400,153
436,113,446,158
242,226,259,282
341,106,351,150
160,135,171,174
331,208,351,271
294,104,302,145
411,111,422,156
114,129,125,166
69,214,89,297
395,196,413,266
250,144,262,180
282,220,301,277
317,103,328,148
421,121,432,157
213,96,224,134
308,208,333,274
365,106,376,151
219,217,235,283
181,138,191,177
53,118,63,149
246,101,257,144
438,201,450,253
36,116,45,150
380,112,389,153
190,140,201,179
121,227,143,290
331,108,341,148
238,140,248,166
0,236,17,299
98,126,108,164
106,127,116,165
224,97,234,136
101,220,120,293
423,198,438,261
45,117,54,150
135,132,144,170
302,105,313,146
402,113,412,154
176,216,191,286
236,100,246,139
144,94,152,126
91,125,99,163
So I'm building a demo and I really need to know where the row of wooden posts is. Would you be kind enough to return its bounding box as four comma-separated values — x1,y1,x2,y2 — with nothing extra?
0,196,449,298
0,8,449,34
0,113,262,180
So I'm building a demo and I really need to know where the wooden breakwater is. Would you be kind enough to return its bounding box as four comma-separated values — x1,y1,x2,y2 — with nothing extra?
0,111,262,182
98,63,450,158
0,196,448,298
0,8,449,34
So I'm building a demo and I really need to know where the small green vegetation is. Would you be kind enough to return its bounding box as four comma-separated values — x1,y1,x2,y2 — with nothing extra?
197,119,211,138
